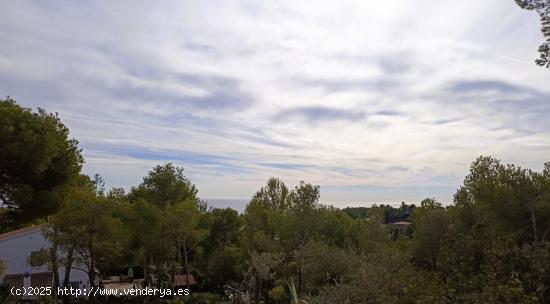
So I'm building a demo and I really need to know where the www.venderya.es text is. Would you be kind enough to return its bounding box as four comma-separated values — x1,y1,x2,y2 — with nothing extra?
11,286,190,298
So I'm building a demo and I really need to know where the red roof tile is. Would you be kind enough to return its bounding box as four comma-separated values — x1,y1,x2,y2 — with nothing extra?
3,272,53,289
174,274,197,286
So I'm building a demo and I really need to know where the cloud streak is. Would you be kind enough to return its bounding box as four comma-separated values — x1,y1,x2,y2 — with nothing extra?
1,0,549,205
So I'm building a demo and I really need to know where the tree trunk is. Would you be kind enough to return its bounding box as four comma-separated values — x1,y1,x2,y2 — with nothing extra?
531,202,538,242
88,237,96,303
298,269,303,296
183,240,190,290
62,247,74,287
143,253,149,287
62,247,74,304
50,243,60,297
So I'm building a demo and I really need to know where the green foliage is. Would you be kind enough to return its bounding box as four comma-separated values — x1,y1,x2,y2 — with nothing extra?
456,156,550,243
342,207,369,219
515,0,550,68
287,278,303,304
411,199,450,271
310,248,446,304
174,292,221,304
0,98,83,227
199,208,243,291
288,181,320,212
27,247,50,267
37,296,62,304
439,156,550,302
202,208,241,250
127,164,204,288
249,177,289,211
269,285,285,302
299,241,361,291
343,203,416,223
241,178,286,252
46,174,128,286
363,203,414,224
129,163,199,207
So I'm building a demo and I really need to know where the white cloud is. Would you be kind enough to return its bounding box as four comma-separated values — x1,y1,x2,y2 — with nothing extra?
1,0,549,205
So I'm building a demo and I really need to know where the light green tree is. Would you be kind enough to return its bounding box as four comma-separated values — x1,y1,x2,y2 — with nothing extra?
47,175,127,303
164,200,205,289
128,164,203,289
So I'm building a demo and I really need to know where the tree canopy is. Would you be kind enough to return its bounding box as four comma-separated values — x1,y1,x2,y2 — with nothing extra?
0,98,83,228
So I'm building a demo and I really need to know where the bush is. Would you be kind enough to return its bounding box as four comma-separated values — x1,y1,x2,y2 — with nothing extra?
268,285,285,302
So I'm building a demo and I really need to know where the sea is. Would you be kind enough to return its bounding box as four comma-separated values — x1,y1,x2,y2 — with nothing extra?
201,198,402,213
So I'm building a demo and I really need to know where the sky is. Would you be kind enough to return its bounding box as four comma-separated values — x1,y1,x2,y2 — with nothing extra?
1,1,549,208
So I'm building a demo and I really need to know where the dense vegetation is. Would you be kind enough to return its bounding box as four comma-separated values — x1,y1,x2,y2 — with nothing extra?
1,99,550,304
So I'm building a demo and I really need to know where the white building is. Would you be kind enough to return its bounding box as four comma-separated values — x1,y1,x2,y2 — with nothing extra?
0,225,89,298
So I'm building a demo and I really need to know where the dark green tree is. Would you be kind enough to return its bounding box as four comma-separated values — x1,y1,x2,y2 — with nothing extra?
0,98,83,227
199,208,243,291
410,199,451,271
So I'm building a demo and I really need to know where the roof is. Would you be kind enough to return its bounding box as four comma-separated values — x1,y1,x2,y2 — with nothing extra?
3,272,53,289
0,225,43,242
391,221,411,225
31,271,54,288
174,274,197,286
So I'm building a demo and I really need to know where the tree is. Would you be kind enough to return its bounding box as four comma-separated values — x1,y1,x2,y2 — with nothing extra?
299,241,361,293
342,207,369,220
455,156,550,244
311,246,446,304
203,208,241,250
515,0,550,68
47,175,127,303
250,177,289,211
128,198,166,287
241,178,290,254
288,181,320,213
199,208,243,291
445,157,550,302
242,252,284,301
165,200,205,289
410,199,451,272
0,98,83,227
129,163,199,208
128,164,203,289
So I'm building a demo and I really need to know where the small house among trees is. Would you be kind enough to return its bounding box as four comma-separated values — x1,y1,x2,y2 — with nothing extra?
0,226,89,300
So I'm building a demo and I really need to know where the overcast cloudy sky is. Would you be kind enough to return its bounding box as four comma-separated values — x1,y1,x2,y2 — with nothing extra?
1,0,549,207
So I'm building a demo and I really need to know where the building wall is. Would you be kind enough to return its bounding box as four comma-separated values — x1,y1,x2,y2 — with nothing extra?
0,228,89,289
0,229,48,274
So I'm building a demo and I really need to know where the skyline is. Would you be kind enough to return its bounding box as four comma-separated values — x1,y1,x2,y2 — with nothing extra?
1,1,549,206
